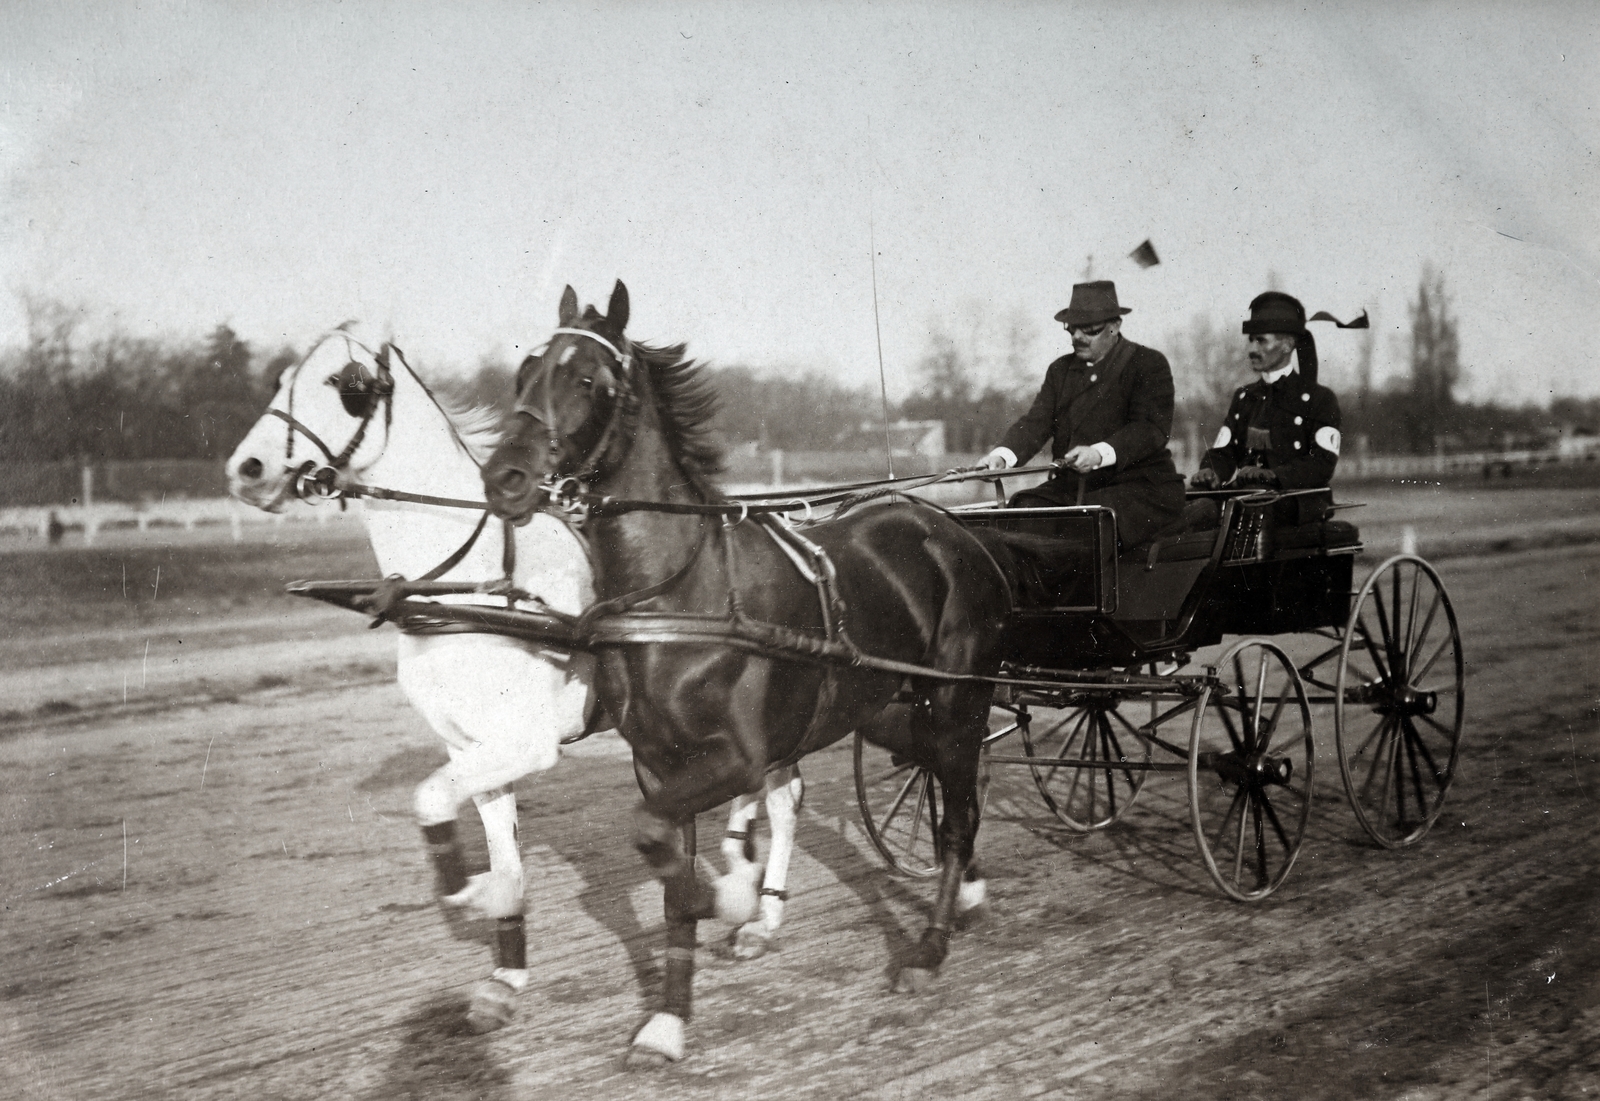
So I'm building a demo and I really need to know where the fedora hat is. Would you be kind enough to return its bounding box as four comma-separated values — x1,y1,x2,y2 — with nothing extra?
1054,280,1132,326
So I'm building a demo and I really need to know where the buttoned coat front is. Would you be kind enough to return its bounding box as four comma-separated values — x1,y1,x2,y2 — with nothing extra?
999,336,1185,547
1199,370,1342,489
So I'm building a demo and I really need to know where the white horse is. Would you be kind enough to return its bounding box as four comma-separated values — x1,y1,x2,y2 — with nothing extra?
225,327,795,1030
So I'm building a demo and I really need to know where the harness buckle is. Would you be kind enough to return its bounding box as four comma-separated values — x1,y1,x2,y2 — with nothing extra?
543,476,591,529
294,463,343,502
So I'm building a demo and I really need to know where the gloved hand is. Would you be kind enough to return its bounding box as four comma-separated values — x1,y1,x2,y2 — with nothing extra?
1231,466,1279,488
1189,467,1220,490
977,448,1013,472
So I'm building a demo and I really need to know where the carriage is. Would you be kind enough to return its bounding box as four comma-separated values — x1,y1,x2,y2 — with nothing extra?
850,474,1465,902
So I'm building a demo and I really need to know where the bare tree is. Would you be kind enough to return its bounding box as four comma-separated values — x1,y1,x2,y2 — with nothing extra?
1406,266,1461,452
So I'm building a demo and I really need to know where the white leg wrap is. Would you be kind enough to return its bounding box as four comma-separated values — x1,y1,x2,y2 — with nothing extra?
713,867,760,925
758,892,786,933
958,877,988,913
443,869,526,920
632,1012,686,1062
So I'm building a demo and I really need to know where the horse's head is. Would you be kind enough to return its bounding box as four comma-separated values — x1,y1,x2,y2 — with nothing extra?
226,327,395,512
483,281,634,524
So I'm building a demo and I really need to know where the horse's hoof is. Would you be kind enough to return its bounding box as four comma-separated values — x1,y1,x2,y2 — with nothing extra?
892,966,938,994
465,978,518,1034
626,1012,685,1067
730,925,772,961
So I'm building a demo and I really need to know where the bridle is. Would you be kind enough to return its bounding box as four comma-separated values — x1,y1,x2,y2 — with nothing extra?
512,325,634,497
266,331,395,500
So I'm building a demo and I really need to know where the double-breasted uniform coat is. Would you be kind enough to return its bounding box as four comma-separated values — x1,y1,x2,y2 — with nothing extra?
1199,370,1342,490
999,335,1186,548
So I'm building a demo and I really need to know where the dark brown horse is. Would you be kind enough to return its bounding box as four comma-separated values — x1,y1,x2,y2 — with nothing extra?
482,282,1013,1064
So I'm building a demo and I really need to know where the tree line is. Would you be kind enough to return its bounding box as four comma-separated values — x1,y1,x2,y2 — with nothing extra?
2,271,1594,466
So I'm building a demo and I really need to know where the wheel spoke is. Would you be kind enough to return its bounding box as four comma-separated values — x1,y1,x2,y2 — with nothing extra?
1251,652,1270,749
1406,590,1444,679
1216,694,1247,754
1101,712,1143,792
1414,711,1458,741
1300,639,1344,679
1354,614,1393,684
1358,716,1399,804
878,767,922,830
1097,714,1119,818
1403,716,1447,791
1402,717,1430,818
1057,712,1092,809
1402,565,1423,661
1261,681,1289,744
1372,581,1401,679
1229,785,1250,886
1350,713,1392,763
1387,720,1408,827
1258,791,1294,855
1250,790,1270,888
902,772,932,856
1411,634,1456,685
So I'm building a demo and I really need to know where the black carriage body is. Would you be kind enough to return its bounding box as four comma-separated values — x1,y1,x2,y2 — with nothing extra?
959,488,1362,669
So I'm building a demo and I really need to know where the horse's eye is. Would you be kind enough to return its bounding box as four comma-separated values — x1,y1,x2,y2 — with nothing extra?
579,376,594,391
324,373,341,388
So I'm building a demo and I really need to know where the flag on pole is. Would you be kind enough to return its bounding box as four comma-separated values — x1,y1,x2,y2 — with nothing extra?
1128,239,1160,269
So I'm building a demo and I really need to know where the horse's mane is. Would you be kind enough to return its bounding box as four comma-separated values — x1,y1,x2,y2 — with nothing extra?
633,339,725,490
432,394,505,466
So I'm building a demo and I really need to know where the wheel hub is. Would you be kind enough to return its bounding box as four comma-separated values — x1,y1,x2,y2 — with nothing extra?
1200,751,1293,787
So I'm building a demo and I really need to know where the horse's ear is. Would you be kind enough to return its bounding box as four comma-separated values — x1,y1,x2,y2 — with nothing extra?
559,286,579,327
607,280,630,333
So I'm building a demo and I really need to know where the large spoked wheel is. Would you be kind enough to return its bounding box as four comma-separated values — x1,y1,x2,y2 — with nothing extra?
1189,639,1314,902
1021,698,1153,831
1336,554,1465,849
853,734,943,877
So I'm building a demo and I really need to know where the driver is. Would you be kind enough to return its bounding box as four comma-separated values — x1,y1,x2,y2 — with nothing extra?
978,280,1185,549
1190,291,1343,491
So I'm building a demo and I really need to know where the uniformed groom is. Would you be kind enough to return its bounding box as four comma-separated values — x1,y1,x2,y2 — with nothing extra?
1191,291,1343,490
979,280,1185,549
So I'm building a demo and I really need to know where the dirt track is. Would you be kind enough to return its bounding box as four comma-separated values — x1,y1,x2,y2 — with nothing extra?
2,539,1597,1100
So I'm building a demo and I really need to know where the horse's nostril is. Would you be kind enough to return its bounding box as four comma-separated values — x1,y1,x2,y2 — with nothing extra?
238,457,263,480
493,465,529,494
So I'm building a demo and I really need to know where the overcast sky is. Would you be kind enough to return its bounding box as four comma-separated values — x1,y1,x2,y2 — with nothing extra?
2,1,1595,406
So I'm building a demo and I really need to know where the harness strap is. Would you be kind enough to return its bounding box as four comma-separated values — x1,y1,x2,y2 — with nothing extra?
343,483,488,510
573,519,710,635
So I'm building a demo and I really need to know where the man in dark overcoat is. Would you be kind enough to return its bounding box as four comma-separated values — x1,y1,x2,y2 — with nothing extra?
1191,291,1343,490
979,280,1185,549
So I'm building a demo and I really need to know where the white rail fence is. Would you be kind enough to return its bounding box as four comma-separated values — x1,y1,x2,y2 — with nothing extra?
4,443,1593,546
0,497,348,545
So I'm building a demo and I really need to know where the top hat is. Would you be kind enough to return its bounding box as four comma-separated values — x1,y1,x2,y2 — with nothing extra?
1241,291,1307,336
1054,281,1132,326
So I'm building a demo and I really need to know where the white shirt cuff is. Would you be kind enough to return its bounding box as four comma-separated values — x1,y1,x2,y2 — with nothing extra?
1091,441,1116,469
988,446,1018,469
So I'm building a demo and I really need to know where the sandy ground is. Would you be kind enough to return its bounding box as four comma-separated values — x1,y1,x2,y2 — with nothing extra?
1,526,1597,1099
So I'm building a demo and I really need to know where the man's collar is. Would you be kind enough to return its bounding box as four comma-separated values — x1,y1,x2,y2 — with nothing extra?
1259,362,1299,385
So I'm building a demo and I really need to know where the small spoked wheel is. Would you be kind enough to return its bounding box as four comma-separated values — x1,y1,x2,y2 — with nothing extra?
1022,698,1152,831
853,733,943,877
1336,554,1465,849
1189,639,1314,902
